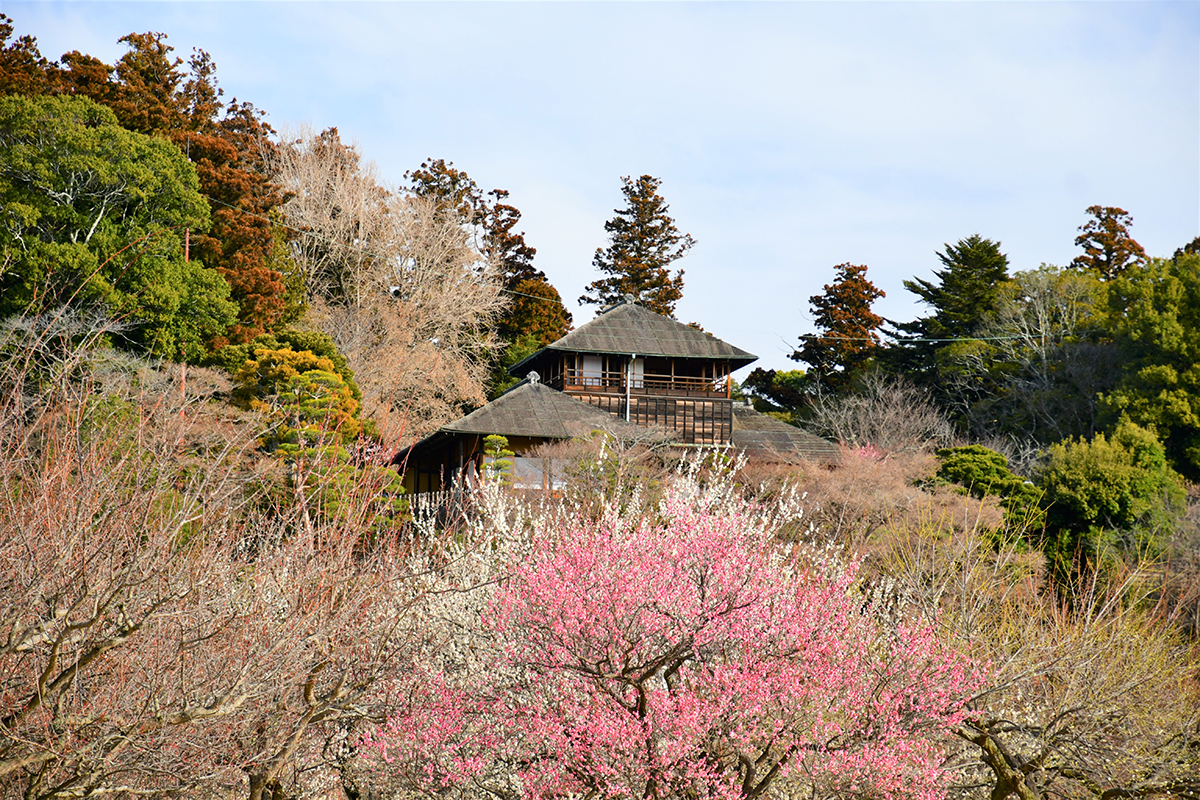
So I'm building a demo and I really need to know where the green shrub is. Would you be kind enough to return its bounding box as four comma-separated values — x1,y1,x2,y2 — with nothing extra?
935,444,1043,531
1037,419,1185,579
207,330,360,401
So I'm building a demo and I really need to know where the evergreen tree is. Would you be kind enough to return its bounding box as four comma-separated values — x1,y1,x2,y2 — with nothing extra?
0,94,236,359
1100,252,1200,481
580,175,694,317
1,24,290,345
498,278,571,346
792,262,884,391
0,15,56,96
1072,205,1146,281
886,234,1010,400
904,235,1010,340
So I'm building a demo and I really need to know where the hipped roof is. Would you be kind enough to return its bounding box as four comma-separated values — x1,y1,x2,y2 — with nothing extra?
440,380,639,439
511,299,756,375
731,404,840,464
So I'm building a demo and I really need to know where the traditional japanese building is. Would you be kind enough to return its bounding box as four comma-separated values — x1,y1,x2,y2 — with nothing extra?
394,295,837,493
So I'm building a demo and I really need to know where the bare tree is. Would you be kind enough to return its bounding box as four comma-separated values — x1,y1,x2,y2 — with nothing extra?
803,370,955,454
878,527,1200,800
268,126,506,442
945,265,1119,443
0,350,437,800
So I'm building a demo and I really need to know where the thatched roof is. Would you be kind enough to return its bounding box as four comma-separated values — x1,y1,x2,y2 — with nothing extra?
731,404,839,464
511,298,756,374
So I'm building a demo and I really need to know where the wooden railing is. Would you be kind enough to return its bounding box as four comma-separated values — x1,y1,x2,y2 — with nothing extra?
547,370,731,397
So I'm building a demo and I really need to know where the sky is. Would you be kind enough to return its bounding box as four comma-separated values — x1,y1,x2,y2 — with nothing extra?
8,1,1199,375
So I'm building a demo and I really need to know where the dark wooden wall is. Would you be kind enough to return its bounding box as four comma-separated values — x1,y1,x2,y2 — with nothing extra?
574,393,733,445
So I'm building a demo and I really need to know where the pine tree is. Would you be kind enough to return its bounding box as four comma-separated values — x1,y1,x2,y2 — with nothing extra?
904,234,1010,340
884,235,1010,412
580,175,694,317
792,263,884,391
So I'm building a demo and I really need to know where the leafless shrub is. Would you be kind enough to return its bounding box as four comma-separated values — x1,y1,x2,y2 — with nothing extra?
803,371,955,454
789,447,1004,551
1152,483,1200,639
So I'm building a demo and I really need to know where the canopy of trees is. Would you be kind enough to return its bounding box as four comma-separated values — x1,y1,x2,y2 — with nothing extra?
1101,252,1200,481
0,20,293,343
0,94,235,358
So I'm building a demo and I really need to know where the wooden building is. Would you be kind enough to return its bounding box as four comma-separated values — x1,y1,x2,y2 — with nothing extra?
394,296,837,493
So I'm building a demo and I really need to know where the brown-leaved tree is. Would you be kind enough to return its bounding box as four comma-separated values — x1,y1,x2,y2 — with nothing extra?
792,262,885,392
1072,205,1146,281
580,174,694,317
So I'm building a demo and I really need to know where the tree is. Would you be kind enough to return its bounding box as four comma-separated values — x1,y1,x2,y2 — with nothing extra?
1173,235,1200,260
0,14,57,96
0,94,236,359
792,263,884,391
1072,205,1146,280
1037,419,1185,583
1100,253,1200,481
941,265,1116,444
497,276,571,346
881,527,1200,800
0,354,432,800
581,174,694,316
803,371,954,454
934,445,1043,531
904,235,1010,342
407,158,572,351
741,367,809,417
106,33,288,342
269,128,506,441
887,235,1010,416
6,25,292,343
370,481,978,800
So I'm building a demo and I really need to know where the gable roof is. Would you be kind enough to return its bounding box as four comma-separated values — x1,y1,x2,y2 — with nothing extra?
731,404,840,464
511,299,756,374
441,379,639,439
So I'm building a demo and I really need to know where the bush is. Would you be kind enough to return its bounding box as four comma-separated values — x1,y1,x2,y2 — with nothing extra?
1038,419,1185,579
935,444,1043,531
208,329,360,401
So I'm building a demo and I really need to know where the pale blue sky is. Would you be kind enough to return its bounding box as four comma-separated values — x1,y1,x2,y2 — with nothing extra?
9,1,1198,372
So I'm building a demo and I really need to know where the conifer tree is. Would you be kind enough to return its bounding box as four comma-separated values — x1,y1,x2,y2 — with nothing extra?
580,175,694,317
792,262,884,391
1072,205,1146,280
0,24,291,345
887,234,1010,393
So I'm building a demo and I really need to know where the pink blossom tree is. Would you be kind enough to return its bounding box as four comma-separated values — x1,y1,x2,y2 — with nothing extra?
369,488,980,800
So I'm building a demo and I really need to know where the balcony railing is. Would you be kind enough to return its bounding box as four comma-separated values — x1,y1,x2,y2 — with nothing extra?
547,370,731,397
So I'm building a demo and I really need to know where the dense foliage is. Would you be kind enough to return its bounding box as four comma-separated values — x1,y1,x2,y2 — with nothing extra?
0,94,235,358
1102,253,1200,481
0,20,293,342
